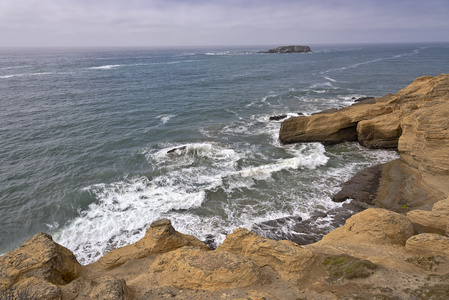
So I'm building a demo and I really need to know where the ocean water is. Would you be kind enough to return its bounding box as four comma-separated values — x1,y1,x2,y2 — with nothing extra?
1,43,448,264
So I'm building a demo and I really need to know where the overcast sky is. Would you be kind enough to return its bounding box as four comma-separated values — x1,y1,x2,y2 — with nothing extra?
1,0,448,47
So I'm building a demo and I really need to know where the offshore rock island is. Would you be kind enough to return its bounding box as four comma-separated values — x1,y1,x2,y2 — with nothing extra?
1,74,449,299
263,45,312,53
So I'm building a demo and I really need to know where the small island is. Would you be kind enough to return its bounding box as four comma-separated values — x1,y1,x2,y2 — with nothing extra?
264,45,311,53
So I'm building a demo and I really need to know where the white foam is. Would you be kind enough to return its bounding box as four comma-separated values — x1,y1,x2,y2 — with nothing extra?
0,72,53,79
89,65,122,70
323,47,423,74
157,114,176,124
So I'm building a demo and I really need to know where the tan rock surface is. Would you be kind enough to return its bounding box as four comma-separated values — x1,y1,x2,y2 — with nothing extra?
407,196,449,234
357,111,401,149
399,100,449,177
406,233,449,257
0,232,81,289
317,208,414,247
279,101,393,145
96,219,209,269
149,247,267,291
216,228,317,280
89,276,132,300
374,159,445,211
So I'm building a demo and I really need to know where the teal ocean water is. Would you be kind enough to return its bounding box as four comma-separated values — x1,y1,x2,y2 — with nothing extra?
1,43,448,264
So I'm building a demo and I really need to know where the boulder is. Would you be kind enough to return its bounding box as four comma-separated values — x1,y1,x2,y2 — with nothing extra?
96,219,208,269
405,233,449,257
357,112,402,149
407,197,449,234
407,210,449,234
89,276,132,300
149,247,267,291
0,232,81,289
332,164,382,204
318,208,414,246
216,228,317,280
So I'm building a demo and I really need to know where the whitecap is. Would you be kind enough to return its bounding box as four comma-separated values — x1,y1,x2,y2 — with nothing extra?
157,114,176,124
89,65,122,70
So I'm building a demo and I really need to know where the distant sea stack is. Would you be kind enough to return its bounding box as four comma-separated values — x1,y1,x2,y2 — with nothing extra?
265,45,311,53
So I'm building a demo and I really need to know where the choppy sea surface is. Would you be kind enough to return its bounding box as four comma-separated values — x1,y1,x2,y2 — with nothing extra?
1,43,448,264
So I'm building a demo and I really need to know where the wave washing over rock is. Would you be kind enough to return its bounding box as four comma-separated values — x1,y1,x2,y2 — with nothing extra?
2,74,449,299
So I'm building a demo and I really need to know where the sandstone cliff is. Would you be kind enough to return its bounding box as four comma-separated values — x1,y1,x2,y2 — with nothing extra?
2,74,449,299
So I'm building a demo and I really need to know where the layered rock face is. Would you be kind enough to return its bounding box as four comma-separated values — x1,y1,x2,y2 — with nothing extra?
281,74,449,210
2,75,449,299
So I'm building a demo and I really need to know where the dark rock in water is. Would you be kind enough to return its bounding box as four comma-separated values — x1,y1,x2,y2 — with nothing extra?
203,234,218,250
251,202,367,246
264,45,311,54
352,97,375,105
269,114,288,121
332,164,382,204
167,146,187,154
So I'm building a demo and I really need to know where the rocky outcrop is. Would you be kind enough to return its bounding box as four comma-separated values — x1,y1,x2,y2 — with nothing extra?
95,219,208,269
150,247,267,291
0,233,81,290
216,228,317,280
3,213,449,300
265,45,311,53
282,74,449,212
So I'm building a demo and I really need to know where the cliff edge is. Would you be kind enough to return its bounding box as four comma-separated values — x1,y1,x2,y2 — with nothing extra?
2,74,449,299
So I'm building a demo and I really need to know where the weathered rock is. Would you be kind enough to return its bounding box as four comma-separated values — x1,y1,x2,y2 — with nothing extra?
407,197,449,234
269,114,288,121
318,208,414,246
216,228,317,280
332,164,382,204
334,159,445,211
399,100,449,176
0,232,81,289
279,101,393,145
406,233,449,257
353,96,375,104
96,219,208,269
265,45,311,53
89,276,132,300
1,277,61,300
407,210,449,234
357,112,402,148
150,247,267,291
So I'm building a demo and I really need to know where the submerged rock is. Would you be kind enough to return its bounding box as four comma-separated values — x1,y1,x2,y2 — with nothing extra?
269,114,288,121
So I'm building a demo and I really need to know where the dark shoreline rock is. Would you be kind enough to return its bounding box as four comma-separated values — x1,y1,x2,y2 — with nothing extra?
251,201,368,245
263,45,311,54
269,114,288,121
